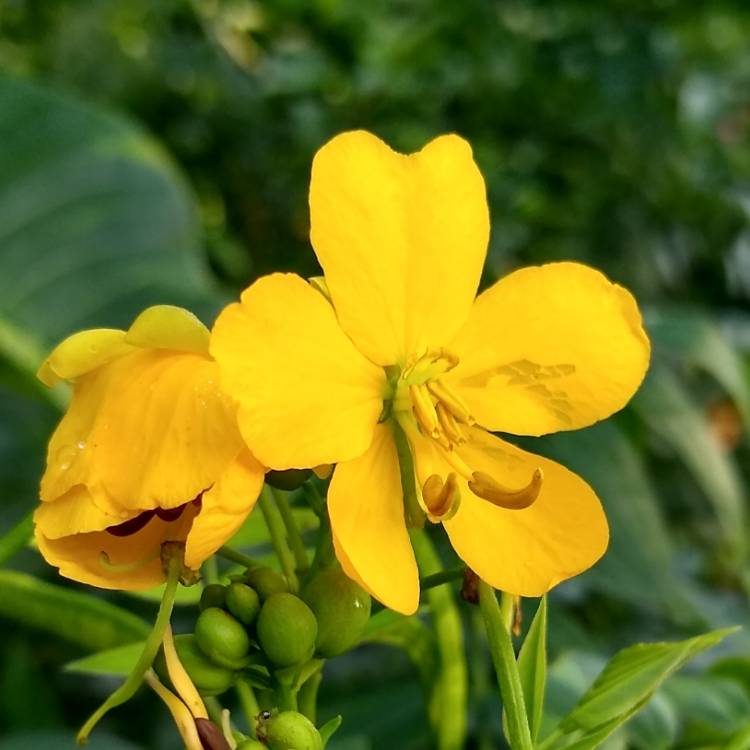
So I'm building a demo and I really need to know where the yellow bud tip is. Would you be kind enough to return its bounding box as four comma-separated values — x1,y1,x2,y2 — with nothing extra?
468,468,543,510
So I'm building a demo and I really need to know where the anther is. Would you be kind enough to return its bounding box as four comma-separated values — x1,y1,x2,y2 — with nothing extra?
409,384,441,438
422,473,461,522
427,380,475,425
436,402,466,445
468,468,543,510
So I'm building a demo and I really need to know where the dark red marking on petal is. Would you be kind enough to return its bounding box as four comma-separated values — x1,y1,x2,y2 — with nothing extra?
155,506,185,522
106,510,156,537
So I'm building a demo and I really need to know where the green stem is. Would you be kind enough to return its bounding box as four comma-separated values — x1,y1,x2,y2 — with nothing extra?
391,419,425,528
536,727,564,750
420,566,465,591
478,580,533,750
216,546,258,569
297,671,322,724
236,678,260,737
259,485,299,592
500,591,514,632
0,510,34,566
271,488,309,573
202,555,219,585
77,554,182,743
275,678,298,712
302,482,326,517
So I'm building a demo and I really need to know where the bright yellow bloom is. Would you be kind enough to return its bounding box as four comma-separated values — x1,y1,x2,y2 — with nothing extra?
35,305,264,590
211,131,650,615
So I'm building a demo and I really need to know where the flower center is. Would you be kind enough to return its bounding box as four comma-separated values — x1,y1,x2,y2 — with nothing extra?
388,349,543,522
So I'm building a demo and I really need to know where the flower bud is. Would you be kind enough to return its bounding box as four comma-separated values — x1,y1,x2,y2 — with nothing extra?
262,711,323,750
302,566,371,658
200,584,228,611
256,593,317,668
226,582,261,626
265,469,312,491
154,634,236,697
195,607,251,669
245,567,289,600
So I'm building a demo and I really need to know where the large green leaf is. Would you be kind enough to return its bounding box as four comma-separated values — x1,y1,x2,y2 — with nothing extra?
0,73,220,377
65,642,144,678
517,596,547,742
544,628,737,749
0,570,149,651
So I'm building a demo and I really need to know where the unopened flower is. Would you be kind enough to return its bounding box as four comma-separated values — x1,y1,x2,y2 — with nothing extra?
35,305,264,589
211,131,650,614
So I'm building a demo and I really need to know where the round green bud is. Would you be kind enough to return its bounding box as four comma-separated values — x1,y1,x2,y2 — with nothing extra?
154,634,236,697
264,711,322,750
200,583,227,611
302,566,371,658
265,468,312,491
256,593,318,668
195,607,250,669
245,567,289,600
226,582,261,626
236,741,266,750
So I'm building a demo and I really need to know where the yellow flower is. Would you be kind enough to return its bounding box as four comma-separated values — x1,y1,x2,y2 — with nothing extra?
211,131,650,615
35,305,264,590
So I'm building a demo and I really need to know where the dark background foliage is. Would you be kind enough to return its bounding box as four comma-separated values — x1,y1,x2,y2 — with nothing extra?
1,1,750,748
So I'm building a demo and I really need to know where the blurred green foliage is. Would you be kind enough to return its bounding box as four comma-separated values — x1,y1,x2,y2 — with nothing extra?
1,1,750,748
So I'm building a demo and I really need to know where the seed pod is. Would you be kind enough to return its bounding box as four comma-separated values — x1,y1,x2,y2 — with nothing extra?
302,566,371,658
200,583,227,611
256,593,317,668
226,582,261,626
245,567,289,600
265,469,312,491
263,711,323,750
195,607,251,669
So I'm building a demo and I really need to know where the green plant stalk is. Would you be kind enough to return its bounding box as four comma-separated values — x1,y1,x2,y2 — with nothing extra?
202,555,219,585
259,485,299,592
0,510,34,566
271,487,309,573
500,591,514,632
420,566,466,591
275,676,298,712
298,670,322,724
77,555,182,744
391,419,425,527
216,546,257,569
478,581,533,750
236,678,261,737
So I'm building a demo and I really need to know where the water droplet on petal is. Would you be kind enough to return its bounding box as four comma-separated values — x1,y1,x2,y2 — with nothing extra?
55,444,78,471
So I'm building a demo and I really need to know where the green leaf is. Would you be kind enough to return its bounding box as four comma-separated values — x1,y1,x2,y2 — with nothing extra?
633,365,747,562
647,308,750,426
411,529,468,750
517,596,547,742
0,73,220,376
545,628,737,749
65,642,144,677
0,510,34,566
0,570,149,651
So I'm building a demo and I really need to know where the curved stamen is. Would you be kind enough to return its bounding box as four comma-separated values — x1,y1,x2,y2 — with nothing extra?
436,402,466,445
469,468,543,510
426,380,475,425
98,546,162,573
409,384,440,438
422,472,461,521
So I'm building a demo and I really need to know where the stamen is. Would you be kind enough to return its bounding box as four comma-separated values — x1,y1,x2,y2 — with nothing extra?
409,384,441,438
468,468,543,510
106,510,155,537
145,670,204,750
163,625,208,720
422,472,461,521
98,546,161,573
427,380,475,425
436,402,466,445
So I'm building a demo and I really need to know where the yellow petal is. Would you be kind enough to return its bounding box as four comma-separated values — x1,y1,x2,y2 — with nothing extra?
446,262,650,435
37,329,133,386
442,428,608,596
310,131,489,366
40,349,243,511
125,305,210,355
184,450,265,569
328,423,419,615
210,273,385,469
35,491,199,590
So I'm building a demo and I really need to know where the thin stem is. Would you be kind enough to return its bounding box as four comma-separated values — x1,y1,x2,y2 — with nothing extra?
478,580,533,750
391,419,425,528
236,678,260,737
217,546,257,569
420,566,465,591
275,678,298,712
259,485,299,592
271,487,309,573
536,727,565,750
298,671,322,724
202,556,219,585
77,554,182,743
500,591,514,632
302,481,326,517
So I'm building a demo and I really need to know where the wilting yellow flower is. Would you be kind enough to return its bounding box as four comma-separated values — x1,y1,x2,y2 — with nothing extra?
211,131,650,615
35,305,264,590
